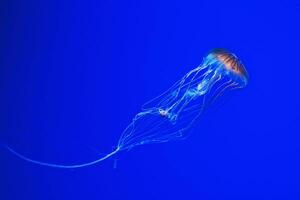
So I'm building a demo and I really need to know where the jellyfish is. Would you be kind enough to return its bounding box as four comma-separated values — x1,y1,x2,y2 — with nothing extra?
4,49,248,168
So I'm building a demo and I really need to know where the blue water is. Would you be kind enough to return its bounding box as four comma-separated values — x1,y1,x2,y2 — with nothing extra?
1,0,300,199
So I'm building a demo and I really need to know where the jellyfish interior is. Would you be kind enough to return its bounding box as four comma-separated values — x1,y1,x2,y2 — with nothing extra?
117,48,248,150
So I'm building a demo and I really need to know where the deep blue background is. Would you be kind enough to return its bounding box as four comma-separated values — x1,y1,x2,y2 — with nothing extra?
1,0,300,199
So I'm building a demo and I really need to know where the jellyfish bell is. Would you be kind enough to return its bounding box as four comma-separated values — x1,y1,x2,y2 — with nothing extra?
205,49,248,87
198,49,248,106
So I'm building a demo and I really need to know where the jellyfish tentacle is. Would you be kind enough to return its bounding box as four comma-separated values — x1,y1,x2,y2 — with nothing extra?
4,145,119,169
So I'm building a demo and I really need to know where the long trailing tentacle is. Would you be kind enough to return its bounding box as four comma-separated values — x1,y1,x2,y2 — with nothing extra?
3,145,119,169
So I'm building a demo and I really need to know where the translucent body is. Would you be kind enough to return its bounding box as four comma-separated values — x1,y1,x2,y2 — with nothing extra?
4,49,248,168
118,49,248,150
